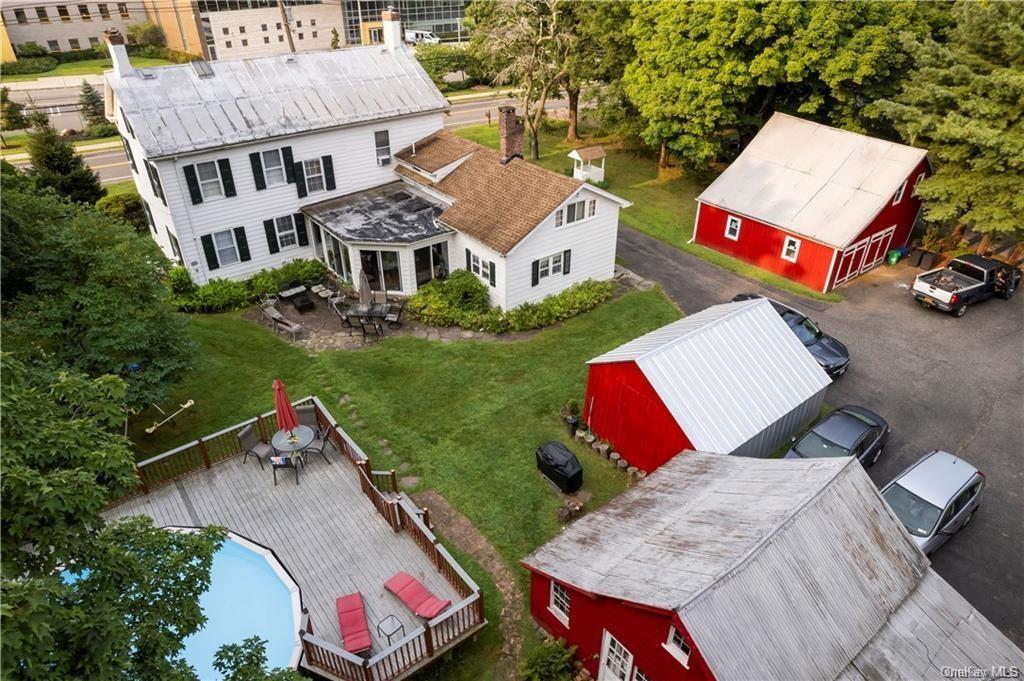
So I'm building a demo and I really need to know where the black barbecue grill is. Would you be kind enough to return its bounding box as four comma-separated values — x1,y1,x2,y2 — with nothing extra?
535,442,583,494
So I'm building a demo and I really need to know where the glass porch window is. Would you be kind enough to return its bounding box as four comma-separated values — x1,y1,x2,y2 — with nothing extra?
414,242,449,287
359,250,401,292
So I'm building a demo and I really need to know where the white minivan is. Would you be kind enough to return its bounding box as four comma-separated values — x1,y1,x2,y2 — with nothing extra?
405,29,441,44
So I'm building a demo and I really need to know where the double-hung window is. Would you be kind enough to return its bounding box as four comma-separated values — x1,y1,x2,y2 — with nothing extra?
69,38,81,50
892,179,907,205
14,9,27,23
117,2,129,18
57,5,70,21
663,627,691,668
196,161,224,199
98,3,110,19
374,130,392,165
77,4,90,20
538,252,563,280
303,158,325,193
213,229,240,266
725,215,742,240
35,7,49,23
548,582,570,627
275,215,298,249
782,236,800,263
262,149,286,185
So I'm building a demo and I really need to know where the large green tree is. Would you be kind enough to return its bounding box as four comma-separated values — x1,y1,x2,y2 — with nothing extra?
2,167,193,408
872,1,1024,243
623,0,941,169
25,113,105,204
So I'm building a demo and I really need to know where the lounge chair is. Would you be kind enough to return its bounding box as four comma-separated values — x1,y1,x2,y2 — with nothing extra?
237,424,272,469
336,593,372,654
385,301,405,330
384,572,451,619
263,305,305,341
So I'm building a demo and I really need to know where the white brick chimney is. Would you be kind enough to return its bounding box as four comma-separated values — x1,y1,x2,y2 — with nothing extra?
103,29,134,78
381,8,403,51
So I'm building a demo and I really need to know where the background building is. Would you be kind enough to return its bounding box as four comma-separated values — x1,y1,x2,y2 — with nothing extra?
1,0,152,54
343,0,465,44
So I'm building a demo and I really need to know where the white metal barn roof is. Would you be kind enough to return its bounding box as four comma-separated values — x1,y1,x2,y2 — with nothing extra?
697,112,928,249
107,46,448,158
522,453,1024,680
588,298,831,455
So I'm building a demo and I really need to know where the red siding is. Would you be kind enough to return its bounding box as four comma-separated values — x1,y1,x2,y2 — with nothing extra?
527,571,716,681
694,202,837,291
583,362,691,473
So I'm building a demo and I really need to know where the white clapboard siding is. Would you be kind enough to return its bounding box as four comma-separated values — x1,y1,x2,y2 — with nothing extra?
141,112,443,284
505,186,620,309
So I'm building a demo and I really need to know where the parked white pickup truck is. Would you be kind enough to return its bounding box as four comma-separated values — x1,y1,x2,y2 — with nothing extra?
911,254,1021,317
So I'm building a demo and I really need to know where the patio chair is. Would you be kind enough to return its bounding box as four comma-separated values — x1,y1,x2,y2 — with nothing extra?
336,593,372,655
371,290,389,305
358,317,384,342
237,424,272,469
384,571,451,619
384,301,405,330
329,297,353,331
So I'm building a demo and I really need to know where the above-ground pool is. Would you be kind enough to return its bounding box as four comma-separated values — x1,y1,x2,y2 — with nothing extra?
178,530,302,680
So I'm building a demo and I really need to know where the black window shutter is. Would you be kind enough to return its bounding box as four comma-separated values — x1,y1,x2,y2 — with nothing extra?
322,155,336,191
264,219,280,254
218,159,236,197
465,248,471,270
488,261,496,287
121,136,136,172
146,162,164,203
294,162,307,198
249,152,266,191
142,200,155,233
234,227,251,262
563,249,571,275
120,106,134,137
282,147,295,183
184,165,203,204
531,259,540,286
200,234,219,270
294,213,309,246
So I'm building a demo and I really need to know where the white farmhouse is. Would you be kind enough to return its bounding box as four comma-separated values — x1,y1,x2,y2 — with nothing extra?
104,11,630,310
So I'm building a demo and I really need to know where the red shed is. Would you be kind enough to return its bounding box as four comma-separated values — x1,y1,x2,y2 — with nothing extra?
521,453,1023,681
583,298,830,472
694,113,930,292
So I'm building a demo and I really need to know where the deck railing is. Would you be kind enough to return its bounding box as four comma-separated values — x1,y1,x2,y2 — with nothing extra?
115,396,486,681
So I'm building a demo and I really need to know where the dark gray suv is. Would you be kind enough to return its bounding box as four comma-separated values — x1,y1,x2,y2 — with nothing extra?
784,406,889,467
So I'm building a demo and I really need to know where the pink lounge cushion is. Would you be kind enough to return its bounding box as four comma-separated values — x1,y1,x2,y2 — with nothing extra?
336,593,372,653
384,571,451,619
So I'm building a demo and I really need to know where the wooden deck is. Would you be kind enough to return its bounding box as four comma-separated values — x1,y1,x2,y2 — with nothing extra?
103,443,461,654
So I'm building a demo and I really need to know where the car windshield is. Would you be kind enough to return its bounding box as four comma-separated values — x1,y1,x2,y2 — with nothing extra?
783,311,821,345
883,484,943,538
793,431,850,458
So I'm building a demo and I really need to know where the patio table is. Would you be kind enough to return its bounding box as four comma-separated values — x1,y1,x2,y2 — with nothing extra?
346,302,390,320
376,614,405,646
272,425,316,454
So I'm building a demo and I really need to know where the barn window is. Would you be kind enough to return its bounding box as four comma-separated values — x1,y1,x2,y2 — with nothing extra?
892,179,907,205
913,171,926,196
782,236,801,263
549,581,570,626
633,670,650,681
725,215,741,241
663,627,691,668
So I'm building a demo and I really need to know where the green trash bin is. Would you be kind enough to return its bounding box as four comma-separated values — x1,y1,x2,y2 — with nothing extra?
887,249,901,266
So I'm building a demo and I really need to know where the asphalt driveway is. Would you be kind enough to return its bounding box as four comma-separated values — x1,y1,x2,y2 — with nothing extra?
618,226,1024,646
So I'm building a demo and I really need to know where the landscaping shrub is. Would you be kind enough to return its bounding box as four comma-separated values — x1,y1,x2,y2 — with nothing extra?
2,57,58,75
183,278,250,313
127,45,200,63
96,193,148,233
15,42,48,58
167,266,196,297
519,639,575,681
51,47,107,63
247,259,327,299
172,259,327,312
85,122,118,138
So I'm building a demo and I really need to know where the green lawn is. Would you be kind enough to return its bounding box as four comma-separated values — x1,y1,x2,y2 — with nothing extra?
1,57,175,83
1,132,120,156
103,178,138,195
128,289,681,673
455,123,842,302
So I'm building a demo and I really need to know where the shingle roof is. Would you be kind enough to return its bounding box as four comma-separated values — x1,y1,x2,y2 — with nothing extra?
107,46,447,158
588,298,831,455
522,453,1024,681
394,130,586,254
569,145,606,162
697,112,928,249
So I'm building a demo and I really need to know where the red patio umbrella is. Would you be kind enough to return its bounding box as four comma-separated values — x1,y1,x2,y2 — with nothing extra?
273,379,300,434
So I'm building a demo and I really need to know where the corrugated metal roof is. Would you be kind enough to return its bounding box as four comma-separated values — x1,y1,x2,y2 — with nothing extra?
107,46,448,158
589,298,831,454
522,453,1004,681
697,112,928,249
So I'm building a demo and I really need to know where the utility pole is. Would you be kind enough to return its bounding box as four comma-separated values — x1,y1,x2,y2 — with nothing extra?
278,0,296,52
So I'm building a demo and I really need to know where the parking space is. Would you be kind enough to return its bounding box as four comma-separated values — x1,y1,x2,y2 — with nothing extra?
618,226,1024,645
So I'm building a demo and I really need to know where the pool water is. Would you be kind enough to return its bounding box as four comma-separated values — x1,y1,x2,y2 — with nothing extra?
182,536,298,680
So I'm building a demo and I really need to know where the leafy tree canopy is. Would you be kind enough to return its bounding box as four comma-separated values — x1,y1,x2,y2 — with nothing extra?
871,1,1024,239
213,636,304,681
1,86,29,132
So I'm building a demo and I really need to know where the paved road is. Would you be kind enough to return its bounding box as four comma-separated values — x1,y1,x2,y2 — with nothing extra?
618,226,1024,646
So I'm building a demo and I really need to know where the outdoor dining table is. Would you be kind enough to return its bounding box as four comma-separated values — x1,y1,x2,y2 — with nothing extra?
271,425,315,454
346,302,390,319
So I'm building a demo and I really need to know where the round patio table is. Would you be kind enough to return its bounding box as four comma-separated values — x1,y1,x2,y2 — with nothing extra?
271,425,315,454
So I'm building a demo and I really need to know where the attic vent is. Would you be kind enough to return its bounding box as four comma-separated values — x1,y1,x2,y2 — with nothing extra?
191,60,214,78
139,69,156,79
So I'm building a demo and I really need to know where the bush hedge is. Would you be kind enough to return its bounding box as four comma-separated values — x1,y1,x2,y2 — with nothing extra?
407,269,614,333
519,639,575,681
170,259,328,313
2,57,59,75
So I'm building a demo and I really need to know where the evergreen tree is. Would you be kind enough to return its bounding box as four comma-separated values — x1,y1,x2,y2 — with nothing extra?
25,114,105,204
330,27,340,49
78,81,106,127
1,86,28,134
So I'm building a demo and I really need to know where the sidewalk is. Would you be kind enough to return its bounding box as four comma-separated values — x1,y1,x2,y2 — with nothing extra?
446,88,518,103
3,74,105,91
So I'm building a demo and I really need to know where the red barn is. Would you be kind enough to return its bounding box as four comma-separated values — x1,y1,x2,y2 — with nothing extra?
694,113,930,293
583,298,830,472
521,453,1024,681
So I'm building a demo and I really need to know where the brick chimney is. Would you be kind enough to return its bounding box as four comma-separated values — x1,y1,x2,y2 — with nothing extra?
381,7,403,51
103,29,134,77
498,106,524,164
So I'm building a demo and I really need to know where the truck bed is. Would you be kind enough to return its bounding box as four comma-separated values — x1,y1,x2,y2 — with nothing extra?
917,269,981,292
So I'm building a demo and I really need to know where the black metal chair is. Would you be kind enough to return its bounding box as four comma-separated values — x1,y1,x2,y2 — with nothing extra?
359,317,384,342
329,297,353,331
237,424,272,469
385,301,405,330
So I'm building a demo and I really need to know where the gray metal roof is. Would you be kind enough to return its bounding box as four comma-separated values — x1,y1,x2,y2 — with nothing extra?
697,112,928,249
302,181,449,244
589,298,831,454
524,453,1024,680
107,47,448,158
